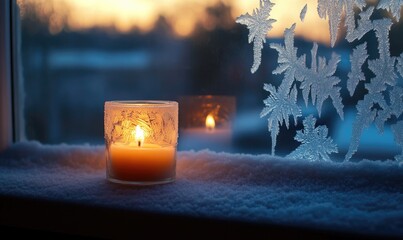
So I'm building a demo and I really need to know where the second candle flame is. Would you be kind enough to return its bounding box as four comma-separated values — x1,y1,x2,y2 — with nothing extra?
133,125,145,147
205,114,215,131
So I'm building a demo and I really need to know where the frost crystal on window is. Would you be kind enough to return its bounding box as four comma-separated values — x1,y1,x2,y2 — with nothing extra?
366,20,396,92
346,7,374,43
287,115,338,162
398,53,403,77
392,120,403,162
377,0,403,21
270,25,344,119
260,84,301,156
317,0,343,47
236,0,276,73
392,57,403,163
347,43,368,96
237,0,402,162
345,93,383,161
317,0,366,46
270,24,305,88
300,4,307,22
374,87,403,133
261,24,342,156
345,19,402,161
300,43,344,119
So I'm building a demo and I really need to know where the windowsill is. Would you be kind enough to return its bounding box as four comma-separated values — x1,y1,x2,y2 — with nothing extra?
0,141,402,238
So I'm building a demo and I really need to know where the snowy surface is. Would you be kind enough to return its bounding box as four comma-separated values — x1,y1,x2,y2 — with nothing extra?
0,141,402,237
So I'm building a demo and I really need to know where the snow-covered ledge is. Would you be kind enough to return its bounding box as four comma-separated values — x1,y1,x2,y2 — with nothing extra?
0,141,402,238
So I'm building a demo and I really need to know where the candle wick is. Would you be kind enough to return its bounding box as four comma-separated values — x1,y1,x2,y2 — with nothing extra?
138,141,141,147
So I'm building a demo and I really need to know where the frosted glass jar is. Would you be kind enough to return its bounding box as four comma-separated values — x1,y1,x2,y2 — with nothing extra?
104,101,178,185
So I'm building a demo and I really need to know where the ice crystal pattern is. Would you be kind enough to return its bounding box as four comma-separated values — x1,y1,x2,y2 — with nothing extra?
300,42,344,119
316,1,402,161
287,115,338,162
347,43,368,96
236,0,276,73
300,4,307,22
238,0,403,161
344,19,403,161
377,0,403,21
261,24,343,155
317,0,367,46
392,121,403,162
260,83,301,156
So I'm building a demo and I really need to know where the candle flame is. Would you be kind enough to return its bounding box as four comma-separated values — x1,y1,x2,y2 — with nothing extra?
205,114,215,131
133,125,145,147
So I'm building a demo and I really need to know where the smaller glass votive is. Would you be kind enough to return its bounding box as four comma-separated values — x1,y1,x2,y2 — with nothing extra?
179,95,236,129
178,95,236,151
104,101,178,185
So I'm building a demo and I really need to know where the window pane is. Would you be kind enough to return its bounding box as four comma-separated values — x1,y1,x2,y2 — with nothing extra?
18,1,253,148
17,0,403,159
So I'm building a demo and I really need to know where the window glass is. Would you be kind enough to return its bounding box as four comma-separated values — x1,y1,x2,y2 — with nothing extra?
17,0,403,159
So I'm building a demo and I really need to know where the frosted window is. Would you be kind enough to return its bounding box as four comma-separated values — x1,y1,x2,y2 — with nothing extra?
16,0,402,160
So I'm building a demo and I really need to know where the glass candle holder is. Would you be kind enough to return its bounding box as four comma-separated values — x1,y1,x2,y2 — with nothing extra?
104,101,178,185
179,95,236,129
178,95,236,151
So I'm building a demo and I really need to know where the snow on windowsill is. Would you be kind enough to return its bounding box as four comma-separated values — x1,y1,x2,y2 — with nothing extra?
0,141,402,237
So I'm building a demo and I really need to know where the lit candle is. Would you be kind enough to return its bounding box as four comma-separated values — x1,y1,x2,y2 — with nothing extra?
105,101,178,185
108,126,176,182
205,114,215,131
178,95,235,152
134,125,145,147
180,113,232,151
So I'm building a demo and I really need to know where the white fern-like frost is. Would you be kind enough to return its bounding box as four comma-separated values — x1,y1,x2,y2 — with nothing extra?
260,84,301,156
299,43,344,119
270,24,306,88
377,0,403,21
287,115,338,161
345,93,385,161
236,0,276,73
374,87,403,133
346,7,374,43
397,53,403,77
345,18,402,161
347,43,368,96
317,0,342,47
236,0,402,161
300,4,308,22
318,0,402,45
366,19,396,93
317,0,366,47
262,24,343,156
392,120,403,162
